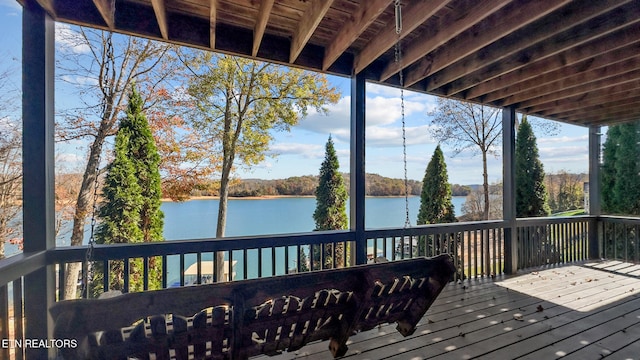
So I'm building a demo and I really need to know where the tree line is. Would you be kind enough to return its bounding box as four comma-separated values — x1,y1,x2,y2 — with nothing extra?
191,174,472,198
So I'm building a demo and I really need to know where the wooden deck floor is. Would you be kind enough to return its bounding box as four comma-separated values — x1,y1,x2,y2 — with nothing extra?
257,261,640,360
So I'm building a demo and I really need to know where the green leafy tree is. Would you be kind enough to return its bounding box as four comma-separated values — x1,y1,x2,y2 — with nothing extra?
601,125,621,214
515,116,550,217
417,145,456,225
92,131,144,296
416,145,457,260
313,136,348,268
122,88,164,244
600,121,640,260
186,54,340,279
92,89,164,296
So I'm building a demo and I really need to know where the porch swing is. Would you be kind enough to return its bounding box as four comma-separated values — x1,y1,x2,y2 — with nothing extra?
49,2,455,359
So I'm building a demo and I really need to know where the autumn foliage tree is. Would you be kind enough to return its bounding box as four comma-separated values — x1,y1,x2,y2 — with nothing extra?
56,28,176,299
186,53,340,280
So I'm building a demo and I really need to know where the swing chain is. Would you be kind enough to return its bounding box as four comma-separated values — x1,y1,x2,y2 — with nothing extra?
394,1,410,228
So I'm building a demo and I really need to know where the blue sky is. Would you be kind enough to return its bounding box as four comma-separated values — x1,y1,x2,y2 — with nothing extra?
1,0,590,185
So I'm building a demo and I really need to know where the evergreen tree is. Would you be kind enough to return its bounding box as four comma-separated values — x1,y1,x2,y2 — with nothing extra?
515,116,550,217
93,131,144,295
93,88,164,296
602,121,640,215
417,145,456,225
121,88,164,243
601,125,621,213
313,136,348,268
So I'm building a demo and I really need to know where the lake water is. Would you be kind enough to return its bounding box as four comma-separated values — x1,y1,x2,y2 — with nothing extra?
161,196,467,240
159,196,466,283
4,196,467,283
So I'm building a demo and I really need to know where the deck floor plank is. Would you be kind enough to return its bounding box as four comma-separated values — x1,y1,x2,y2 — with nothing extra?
255,262,640,360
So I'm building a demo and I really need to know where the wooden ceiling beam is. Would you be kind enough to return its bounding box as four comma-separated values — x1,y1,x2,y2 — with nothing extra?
399,0,574,89
381,0,513,82
210,0,217,49
354,0,450,74
477,31,640,103
252,0,275,57
562,107,640,124
150,0,169,39
322,0,390,71
521,76,640,113
36,0,56,18
500,56,640,107
543,92,640,118
433,0,636,95
92,0,114,29
290,0,334,63
547,95,640,120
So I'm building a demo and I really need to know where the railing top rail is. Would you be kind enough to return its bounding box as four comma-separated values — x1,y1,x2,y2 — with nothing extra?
48,230,354,263
0,251,47,285
516,215,593,226
598,215,640,225
365,220,506,238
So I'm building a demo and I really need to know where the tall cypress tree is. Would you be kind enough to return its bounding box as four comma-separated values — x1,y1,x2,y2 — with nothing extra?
603,121,640,215
121,88,164,243
515,116,550,217
417,145,456,225
93,88,164,295
601,125,621,213
313,136,348,268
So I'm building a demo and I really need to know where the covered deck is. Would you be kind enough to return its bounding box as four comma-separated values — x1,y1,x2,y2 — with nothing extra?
3,0,640,359
259,261,640,360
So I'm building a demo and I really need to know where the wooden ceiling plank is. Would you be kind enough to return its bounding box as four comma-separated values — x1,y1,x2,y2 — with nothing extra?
322,0,391,71
354,0,450,74
563,108,640,124
548,96,640,120
477,31,640,103
290,0,335,63
92,0,114,29
520,75,640,113
399,0,574,88
36,0,56,17
150,0,169,40
433,0,636,94
252,0,275,57
210,0,217,49
541,91,640,118
500,56,640,107
381,0,513,82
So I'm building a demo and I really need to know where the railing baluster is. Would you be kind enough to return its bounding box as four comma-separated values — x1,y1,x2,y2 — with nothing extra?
179,254,185,286
13,279,24,360
162,255,168,289
124,258,130,293
228,251,234,281
143,257,149,291
103,260,109,294
58,263,65,300
258,248,264,276
0,284,9,359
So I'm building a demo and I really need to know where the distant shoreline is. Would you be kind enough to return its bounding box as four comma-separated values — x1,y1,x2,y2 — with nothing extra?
161,194,430,202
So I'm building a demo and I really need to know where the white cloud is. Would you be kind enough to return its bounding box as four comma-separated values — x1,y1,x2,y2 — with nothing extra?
298,94,435,146
0,0,20,12
538,135,588,144
267,143,324,159
55,23,91,54
61,75,99,86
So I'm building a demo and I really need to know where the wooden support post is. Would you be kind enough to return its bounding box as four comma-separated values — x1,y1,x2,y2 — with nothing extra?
22,1,56,358
588,126,602,259
502,107,518,274
351,72,367,265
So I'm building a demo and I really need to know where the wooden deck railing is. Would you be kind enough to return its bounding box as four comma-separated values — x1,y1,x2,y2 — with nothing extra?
600,215,640,263
5,215,639,359
516,216,591,269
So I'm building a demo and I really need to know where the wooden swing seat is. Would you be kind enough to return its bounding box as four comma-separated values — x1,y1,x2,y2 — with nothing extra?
50,254,455,360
